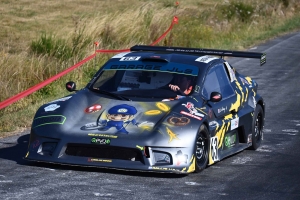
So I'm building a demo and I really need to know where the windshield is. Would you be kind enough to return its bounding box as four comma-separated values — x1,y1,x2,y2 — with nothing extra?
90,60,199,100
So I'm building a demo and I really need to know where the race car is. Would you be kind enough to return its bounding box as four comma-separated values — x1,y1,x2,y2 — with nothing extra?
25,45,266,174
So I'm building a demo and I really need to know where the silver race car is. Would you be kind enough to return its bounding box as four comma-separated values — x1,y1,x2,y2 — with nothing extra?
25,45,266,174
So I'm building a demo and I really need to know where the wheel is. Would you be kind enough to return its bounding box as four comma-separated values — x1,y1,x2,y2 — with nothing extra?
194,125,209,173
249,104,264,150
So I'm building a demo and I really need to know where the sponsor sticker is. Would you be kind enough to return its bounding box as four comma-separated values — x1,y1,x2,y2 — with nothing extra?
88,158,112,162
224,133,237,148
91,138,111,145
112,52,130,58
231,117,239,130
180,111,202,120
149,166,179,171
88,133,118,138
218,107,226,113
48,96,72,104
44,104,60,112
85,104,102,113
195,55,217,63
182,102,204,117
176,150,188,166
247,134,252,144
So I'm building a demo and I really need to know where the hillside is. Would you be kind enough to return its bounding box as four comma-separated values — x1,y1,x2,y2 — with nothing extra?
0,0,300,134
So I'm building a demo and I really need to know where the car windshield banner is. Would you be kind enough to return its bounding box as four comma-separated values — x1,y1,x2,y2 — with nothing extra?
102,61,199,76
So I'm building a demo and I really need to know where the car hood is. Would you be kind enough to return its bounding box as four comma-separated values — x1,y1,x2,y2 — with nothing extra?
33,89,205,142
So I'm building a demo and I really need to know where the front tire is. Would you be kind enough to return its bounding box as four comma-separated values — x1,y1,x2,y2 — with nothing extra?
194,125,209,173
249,104,264,150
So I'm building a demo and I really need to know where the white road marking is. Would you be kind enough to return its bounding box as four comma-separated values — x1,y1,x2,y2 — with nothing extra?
93,193,113,197
0,180,12,183
185,182,201,186
264,129,272,133
45,168,55,171
218,193,229,196
256,145,272,152
231,157,252,164
290,120,300,123
282,129,299,133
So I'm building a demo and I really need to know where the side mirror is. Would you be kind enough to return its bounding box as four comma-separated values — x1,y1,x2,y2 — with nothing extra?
210,92,222,102
66,81,76,92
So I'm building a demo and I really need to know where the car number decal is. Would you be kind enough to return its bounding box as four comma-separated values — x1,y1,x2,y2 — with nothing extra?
120,56,141,61
210,137,218,161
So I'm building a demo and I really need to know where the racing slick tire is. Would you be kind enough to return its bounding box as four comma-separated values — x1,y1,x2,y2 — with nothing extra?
194,125,209,173
249,104,264,150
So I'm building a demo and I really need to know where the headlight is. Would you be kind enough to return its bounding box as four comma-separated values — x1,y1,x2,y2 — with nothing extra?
153,151,172,165
37,142,57,156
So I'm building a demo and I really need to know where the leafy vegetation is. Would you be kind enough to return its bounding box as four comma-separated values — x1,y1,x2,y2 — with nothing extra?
220,1,254,22
0,0,300,134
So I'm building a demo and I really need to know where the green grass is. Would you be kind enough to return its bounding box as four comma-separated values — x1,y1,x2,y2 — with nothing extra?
0,0,300,135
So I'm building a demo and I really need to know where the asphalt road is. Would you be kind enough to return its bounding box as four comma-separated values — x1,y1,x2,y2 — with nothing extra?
1,32,300,200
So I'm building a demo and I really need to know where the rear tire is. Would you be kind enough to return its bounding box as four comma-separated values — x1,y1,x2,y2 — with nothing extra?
194,125,209,173
249,104,264,150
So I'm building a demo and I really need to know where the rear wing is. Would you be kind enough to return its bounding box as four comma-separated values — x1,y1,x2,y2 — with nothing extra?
130,45,266,66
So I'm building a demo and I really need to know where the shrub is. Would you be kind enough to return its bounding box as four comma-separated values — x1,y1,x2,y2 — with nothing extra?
280,0,289,7
30,33,72,60
221,1,254,22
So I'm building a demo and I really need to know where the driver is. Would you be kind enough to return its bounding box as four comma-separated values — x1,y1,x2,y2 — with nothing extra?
168,74,193,95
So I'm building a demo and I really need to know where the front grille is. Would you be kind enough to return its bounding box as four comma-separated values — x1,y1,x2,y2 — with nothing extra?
65,144,144,163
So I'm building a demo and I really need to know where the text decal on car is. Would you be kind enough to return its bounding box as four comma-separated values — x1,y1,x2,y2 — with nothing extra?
104,61,199,76
91,138,111,145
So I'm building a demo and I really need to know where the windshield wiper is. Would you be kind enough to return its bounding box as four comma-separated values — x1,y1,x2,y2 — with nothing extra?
93,89,131,101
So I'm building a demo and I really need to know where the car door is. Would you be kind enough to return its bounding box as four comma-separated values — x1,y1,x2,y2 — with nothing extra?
202,62,238,164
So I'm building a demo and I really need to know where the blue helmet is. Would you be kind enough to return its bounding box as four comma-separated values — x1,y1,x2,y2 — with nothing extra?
107,104,137,115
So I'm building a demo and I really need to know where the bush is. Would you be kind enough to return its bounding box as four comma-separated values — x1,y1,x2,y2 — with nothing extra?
280,0,289,7
30,33,72,60
221,1,254,22
31,22,91,61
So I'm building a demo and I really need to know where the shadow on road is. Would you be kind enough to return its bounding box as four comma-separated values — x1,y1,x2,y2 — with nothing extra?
0,133,186,178
0,133,30,165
